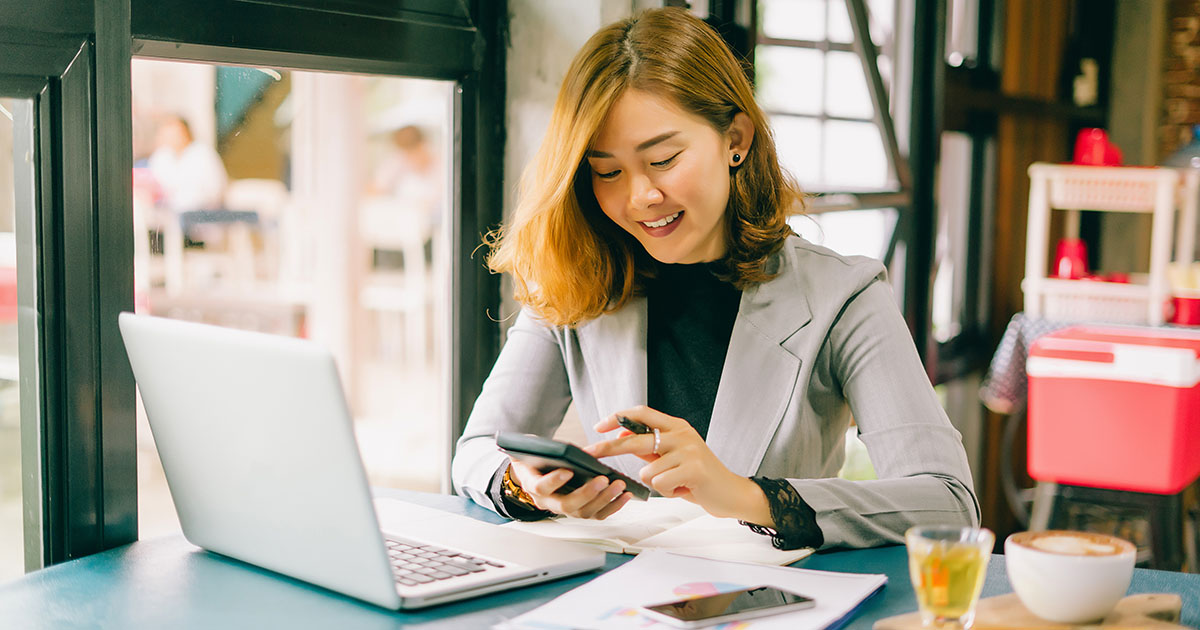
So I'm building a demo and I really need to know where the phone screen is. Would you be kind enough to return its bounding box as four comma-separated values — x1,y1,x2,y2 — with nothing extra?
642,586,814,624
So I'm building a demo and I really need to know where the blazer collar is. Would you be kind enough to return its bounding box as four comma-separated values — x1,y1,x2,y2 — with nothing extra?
706,245,811,476
734,244,812,345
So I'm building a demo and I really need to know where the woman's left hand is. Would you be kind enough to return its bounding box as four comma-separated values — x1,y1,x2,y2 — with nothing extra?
583,405,770,522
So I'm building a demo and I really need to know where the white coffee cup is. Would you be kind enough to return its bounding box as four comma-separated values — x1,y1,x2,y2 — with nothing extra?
1005,530,1136,623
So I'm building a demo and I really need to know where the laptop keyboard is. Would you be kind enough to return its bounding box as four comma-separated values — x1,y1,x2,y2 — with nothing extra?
385,537,506,587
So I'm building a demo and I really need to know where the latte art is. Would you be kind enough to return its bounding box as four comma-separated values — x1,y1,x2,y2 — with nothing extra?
1009,530,1133,557
1031,535,1117,556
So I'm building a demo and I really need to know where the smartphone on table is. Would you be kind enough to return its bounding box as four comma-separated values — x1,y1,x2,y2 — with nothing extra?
495,432,652,500
638,585,815,628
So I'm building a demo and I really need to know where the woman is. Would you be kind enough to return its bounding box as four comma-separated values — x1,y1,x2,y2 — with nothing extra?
451,8,979,550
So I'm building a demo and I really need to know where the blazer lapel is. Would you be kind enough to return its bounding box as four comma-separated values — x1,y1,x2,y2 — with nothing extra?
706,250,812,477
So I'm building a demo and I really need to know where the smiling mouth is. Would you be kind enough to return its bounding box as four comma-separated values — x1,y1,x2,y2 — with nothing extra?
640,212,681,229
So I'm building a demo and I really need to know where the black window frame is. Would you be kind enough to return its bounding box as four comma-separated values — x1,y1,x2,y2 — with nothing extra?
0,19,134,569
1,0,506,569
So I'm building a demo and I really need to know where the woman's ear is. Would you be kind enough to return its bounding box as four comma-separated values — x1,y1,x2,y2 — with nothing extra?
727,112,755,166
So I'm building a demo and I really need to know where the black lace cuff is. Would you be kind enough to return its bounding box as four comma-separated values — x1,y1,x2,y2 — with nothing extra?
487,462,554,521
740,477,824,550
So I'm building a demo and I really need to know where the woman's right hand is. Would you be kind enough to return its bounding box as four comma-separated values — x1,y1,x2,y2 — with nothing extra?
506,460,632,519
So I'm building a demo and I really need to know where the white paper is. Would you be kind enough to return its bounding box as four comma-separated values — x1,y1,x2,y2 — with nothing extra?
502,498,706,551
501,498,814,565
496,550,887,630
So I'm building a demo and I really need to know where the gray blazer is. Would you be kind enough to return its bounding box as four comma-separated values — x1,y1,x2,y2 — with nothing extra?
452,235,980,549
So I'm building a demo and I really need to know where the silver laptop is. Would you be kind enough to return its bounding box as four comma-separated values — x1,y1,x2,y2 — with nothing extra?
118,312,604,610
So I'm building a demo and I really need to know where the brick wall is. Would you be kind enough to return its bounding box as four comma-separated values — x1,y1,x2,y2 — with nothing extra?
1159,0,1200,160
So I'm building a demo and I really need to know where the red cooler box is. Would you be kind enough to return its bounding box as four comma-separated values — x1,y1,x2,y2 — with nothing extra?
1027,326,1200,494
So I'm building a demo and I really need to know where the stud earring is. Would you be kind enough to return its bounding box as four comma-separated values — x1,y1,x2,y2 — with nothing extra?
732,153,741,164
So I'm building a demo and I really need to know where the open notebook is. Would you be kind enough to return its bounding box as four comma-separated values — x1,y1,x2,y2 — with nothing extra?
501,497,813,565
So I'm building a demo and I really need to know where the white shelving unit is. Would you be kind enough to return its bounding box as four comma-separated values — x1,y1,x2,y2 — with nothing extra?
1022,163,1200,326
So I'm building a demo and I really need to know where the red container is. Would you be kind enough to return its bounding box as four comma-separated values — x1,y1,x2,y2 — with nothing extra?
1072,128,1123,166
1053,238,1088,279
1170,293,1200,326
1027,326,1200,494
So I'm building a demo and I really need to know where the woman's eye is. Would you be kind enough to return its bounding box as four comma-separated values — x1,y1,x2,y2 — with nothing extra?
651,153,680,168
594,169,620,180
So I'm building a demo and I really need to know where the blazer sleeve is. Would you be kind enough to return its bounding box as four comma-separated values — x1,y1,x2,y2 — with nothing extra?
787,278,982,548
451,308,574,514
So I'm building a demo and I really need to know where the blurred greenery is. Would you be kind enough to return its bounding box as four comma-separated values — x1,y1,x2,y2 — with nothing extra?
838,425,878,481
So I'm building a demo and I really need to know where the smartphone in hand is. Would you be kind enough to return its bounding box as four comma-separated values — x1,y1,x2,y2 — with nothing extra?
495,432,652,500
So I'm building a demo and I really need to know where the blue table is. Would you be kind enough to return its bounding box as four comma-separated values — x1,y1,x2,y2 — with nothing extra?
2,490,1198,629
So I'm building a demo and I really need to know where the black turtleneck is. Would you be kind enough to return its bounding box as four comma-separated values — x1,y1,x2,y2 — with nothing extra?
646,262,741,440
643,260,824,551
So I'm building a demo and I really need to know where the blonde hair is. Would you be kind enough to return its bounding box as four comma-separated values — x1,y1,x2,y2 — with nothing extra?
487,8,802,327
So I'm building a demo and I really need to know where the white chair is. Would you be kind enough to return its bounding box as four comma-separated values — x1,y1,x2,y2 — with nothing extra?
358,196,433,371
158,177,291,296
1022,164,1197,325
224,178,293,285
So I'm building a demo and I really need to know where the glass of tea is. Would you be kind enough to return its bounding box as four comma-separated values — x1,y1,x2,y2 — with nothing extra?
905,525,994,629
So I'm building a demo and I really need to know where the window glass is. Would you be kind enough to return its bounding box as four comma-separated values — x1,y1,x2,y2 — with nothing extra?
932,132,973,343
823,119,888,189
790,208,897,260
755,0,896,194
868,0,896,46
756,46,824,116
771,114,823,186
0,97,21,581
877,54,894,100
826,0,855,44
825,50,874,118
827,0,896,47
759,0,826,41
945,0,979,66
132,60,453,539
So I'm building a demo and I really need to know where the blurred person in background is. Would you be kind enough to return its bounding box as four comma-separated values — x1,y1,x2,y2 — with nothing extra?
147,114,228,213
369,124,444,236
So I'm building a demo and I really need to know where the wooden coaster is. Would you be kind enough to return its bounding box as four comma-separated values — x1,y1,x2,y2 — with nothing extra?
872,593,1184,629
